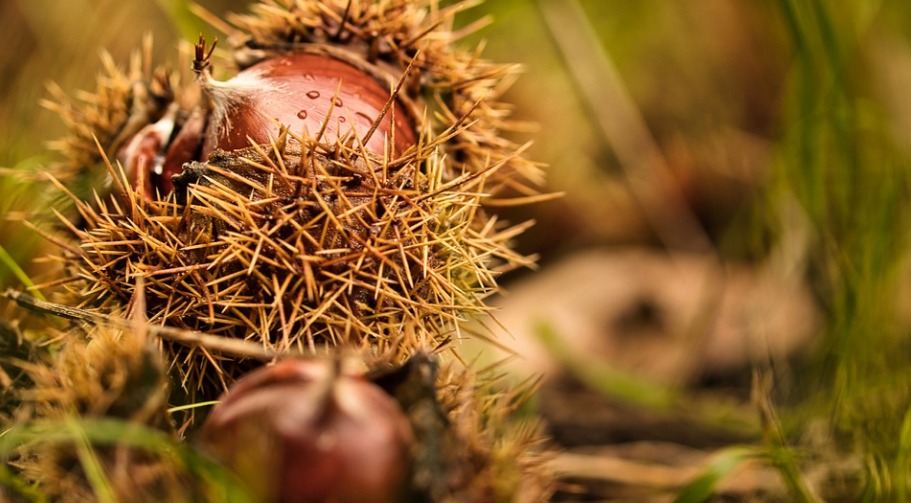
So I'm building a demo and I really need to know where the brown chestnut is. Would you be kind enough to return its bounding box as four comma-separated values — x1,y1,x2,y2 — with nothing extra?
198,359,414,503
198,52,417,158
116,106,180,200
117,42,417,201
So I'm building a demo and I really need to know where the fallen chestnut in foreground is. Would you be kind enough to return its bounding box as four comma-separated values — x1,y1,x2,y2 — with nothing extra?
197,359,414,503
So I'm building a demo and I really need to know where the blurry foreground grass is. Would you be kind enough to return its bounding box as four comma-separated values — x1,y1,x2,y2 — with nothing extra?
4,0,911,501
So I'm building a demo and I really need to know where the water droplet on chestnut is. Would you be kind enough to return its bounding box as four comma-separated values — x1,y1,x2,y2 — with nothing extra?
307,90,321,99
297,109,308,120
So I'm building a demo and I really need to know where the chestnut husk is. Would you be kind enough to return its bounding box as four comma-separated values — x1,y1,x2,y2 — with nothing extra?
39,1,555,500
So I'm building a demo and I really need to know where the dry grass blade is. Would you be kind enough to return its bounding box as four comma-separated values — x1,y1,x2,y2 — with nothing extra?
537,0,713,254
4,288,277,362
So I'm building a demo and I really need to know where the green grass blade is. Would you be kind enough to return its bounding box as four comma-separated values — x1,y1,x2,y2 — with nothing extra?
0,242,44,302
674,446,762,503
0,463,48,503
68,420,117,503
534,321,675,409
1,418,257,503
534,321,758,436
895,406,911,502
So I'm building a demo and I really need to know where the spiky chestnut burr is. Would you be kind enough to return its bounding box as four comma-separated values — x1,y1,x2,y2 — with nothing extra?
41,36,180,202
29,1,552,501
50,0,536,396
368,351,554,502
49,1,542,204
198,358,414,503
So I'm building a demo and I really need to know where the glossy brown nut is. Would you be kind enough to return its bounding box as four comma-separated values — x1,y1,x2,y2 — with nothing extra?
198,359,414,503
201,53,417,158
116,115,174,200
117,106,203,199
122,52,417,201
158,107,207,194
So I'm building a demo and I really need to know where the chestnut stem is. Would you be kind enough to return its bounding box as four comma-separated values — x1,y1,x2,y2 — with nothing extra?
193,34,218,75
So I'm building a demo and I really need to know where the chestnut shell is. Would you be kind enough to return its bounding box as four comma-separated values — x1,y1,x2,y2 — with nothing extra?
198,359,414,503
201,53,417,159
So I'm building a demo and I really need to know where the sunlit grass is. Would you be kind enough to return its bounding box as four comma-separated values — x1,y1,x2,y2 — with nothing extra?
773,0,911,499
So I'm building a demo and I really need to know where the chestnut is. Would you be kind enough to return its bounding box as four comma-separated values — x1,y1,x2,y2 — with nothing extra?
197,52,417,158
119,40,418,201
115,106,180,200
198,359,414,503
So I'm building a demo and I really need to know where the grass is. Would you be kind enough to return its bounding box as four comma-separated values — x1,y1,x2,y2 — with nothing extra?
0,418,258,502
673,446,763,503
774,0,911,499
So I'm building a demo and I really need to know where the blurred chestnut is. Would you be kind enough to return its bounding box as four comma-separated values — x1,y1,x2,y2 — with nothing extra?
198,359,414,503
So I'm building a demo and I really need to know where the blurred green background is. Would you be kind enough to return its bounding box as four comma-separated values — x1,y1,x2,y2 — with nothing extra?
4,0,911,500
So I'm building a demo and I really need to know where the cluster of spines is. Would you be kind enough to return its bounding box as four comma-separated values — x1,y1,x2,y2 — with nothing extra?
42,37,176,190
57,127,532,396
